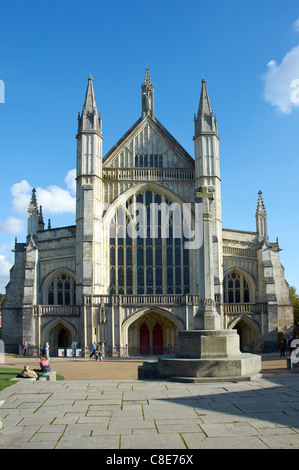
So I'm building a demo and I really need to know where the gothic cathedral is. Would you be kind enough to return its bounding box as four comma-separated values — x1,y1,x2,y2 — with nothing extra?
1,69,294,356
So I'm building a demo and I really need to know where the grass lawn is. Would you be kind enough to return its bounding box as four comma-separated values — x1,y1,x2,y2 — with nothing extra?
0,368,64,391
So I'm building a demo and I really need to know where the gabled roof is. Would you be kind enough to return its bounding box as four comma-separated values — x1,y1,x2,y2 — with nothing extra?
103,114,194,169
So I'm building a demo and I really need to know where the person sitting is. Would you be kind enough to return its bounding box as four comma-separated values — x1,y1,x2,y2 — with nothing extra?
17,365,38,379
34,357,50,373
39,357,51,372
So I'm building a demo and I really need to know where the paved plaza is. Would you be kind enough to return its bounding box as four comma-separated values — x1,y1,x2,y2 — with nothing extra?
0,355,299,450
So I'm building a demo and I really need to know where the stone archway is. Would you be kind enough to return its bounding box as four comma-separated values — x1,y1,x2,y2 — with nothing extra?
48,322,72,354
127,310,179,356
41,318,77,356
229,314,261,353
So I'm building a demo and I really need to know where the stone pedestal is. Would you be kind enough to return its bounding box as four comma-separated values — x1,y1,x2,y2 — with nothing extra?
157,330,262,383
155,186,262,383
176,330,241,358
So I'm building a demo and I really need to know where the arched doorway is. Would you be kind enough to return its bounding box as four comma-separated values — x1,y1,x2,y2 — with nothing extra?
127,310,179,356
58,327,69,348
230,315,261,353
48,322,72,356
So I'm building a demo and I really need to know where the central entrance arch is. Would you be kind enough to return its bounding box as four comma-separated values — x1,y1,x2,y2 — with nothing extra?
125,308,183,356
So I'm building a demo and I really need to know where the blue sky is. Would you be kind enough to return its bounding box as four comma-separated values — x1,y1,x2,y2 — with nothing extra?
0,0,299,293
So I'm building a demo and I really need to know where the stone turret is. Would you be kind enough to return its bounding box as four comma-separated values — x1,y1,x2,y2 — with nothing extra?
256,190,268,240
27,188,38,237
77,75,102,135
193,78,223,312
76,75,104,317
142,67,154,119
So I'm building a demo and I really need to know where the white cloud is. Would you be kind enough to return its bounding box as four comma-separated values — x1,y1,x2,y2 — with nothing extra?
0,217,24,234
0,246,14,293
263,44,299,114
11,180,32,215
0,254,13,278
64,168,76,196
293,18,299,32
36,185,75,214
10,171,76,217
0,170,77,292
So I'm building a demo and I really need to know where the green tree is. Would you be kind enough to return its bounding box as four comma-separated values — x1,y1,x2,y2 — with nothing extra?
0,294,5,306
289,286,299,325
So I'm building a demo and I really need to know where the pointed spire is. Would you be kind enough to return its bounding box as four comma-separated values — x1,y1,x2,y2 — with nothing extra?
38,205,45,231
142,67,154,118
256,190,266,213
194,78,218,137
256,190,267,239
27,188,39,236
47,219,51,230
28,188,38,215
77,76,102,135
83,75,98,115
144,67,152,88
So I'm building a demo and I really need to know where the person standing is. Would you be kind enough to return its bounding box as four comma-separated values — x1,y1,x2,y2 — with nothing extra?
42,342,50,360
95,343,102,361
23,341,28,356
280,339,286,357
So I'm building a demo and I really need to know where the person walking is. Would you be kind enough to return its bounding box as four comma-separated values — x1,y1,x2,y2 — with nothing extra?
89,342,97,358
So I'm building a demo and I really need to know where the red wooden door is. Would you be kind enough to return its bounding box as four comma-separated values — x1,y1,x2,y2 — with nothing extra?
153,323,163,355
140,324,149,355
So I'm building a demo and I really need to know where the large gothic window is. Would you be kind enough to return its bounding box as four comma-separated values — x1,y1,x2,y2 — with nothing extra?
223,271,250,304
47,273,76,305
109,190,190,295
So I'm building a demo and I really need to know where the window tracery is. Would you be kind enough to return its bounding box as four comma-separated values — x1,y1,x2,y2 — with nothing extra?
47,273,76,305
223,271,250,303
109,190,190,295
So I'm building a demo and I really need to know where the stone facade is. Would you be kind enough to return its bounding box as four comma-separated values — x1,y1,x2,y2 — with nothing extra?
1,70,294,356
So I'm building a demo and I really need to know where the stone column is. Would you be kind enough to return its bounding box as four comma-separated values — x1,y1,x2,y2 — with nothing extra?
194,186,220,331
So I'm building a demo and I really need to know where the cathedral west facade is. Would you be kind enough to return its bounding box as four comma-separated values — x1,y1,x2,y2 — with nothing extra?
2,69,294,356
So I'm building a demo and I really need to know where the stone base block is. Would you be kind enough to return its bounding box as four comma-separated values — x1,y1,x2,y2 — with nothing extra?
38,371,56,381
158,354,262,381
176,330,241,359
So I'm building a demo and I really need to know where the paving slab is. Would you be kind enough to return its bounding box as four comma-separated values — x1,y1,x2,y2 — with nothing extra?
1,354,299,449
